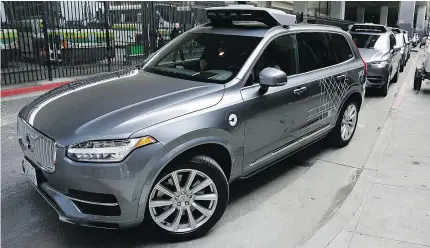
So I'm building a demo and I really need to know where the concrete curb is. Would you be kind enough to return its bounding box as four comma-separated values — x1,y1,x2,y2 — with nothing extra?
1,74,93,98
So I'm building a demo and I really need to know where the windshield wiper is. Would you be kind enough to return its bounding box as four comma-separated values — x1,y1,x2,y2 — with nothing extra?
149,66,187,76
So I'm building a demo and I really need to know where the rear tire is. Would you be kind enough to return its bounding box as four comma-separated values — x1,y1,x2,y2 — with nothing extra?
330,100,359,148
146,155,229,241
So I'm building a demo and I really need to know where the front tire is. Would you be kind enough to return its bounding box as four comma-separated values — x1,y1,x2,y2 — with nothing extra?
330,100,359,148
392,66,400,83
380,76,389,96
400,60,405,72
146,155,229,240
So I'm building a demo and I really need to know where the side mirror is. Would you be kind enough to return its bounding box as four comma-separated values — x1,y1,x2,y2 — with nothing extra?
393,46,401,52
259,67,287,87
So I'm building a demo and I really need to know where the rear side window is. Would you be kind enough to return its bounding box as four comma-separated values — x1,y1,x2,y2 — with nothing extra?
328,33,353,63
298,32,331,73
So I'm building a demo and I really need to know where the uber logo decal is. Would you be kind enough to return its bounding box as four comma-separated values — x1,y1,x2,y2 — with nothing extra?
228,114,238,126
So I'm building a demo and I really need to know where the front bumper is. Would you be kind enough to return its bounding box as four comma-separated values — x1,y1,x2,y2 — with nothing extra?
20,139,165,229
365,65,389,88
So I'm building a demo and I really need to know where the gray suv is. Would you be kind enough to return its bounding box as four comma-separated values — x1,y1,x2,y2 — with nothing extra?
349,24,401,96
18,6,365,239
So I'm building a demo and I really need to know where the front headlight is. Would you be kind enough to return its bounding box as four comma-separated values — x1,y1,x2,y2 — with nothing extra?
370,61,389,68
67,136,157,162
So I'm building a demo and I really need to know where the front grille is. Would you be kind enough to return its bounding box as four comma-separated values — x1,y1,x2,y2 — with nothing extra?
67,189,121,216
67,189,118,204
17,118,56,173
73,201,121,216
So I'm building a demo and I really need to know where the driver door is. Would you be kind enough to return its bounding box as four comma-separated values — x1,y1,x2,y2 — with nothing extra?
240,34,311,173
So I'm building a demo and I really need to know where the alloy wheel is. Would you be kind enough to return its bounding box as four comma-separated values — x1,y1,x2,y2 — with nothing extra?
340,104,357,141
148,169,218,233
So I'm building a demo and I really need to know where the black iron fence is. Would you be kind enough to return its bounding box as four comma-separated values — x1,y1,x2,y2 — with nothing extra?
0,1,225,85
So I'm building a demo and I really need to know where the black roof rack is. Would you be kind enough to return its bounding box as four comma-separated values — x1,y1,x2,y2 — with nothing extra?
388,27,401,34
206,5,296,28
350,24,387,33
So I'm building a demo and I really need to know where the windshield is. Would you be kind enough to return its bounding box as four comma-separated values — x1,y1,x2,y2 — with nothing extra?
351,33,388,50
143,32,262,84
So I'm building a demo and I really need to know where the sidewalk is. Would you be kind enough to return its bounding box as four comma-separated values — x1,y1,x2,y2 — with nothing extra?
340,81,430,247
300,50,430,248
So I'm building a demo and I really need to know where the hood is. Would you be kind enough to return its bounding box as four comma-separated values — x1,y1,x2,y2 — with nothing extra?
358,48,389,63
19,69,224,145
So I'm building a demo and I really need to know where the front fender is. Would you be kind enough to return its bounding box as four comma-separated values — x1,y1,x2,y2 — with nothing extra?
135,130,238,219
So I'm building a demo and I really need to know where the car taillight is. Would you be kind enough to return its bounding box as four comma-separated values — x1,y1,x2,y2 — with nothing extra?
353,41,367,77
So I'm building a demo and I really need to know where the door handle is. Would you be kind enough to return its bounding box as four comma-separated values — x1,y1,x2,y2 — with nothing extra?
336,75,347,81
293,87,307,95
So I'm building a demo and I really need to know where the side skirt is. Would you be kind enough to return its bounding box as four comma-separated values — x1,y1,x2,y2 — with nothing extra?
240,124,332,179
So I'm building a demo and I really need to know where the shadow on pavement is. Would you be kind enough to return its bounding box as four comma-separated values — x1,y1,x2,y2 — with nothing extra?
364,88,385,98
420,88,430,95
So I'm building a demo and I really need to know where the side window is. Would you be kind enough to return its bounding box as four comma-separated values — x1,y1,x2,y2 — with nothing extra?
245,34,298,86
389,34,396,49
328,33,354,63
297,32,331,73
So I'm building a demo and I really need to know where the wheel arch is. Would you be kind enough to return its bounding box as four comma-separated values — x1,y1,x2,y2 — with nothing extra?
336,90,363,121
136,134,234,218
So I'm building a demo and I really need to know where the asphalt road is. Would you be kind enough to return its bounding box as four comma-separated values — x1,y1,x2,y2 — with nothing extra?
0,51,420,248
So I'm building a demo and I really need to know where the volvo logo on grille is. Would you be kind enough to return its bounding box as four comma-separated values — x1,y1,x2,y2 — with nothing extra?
25,134,36,152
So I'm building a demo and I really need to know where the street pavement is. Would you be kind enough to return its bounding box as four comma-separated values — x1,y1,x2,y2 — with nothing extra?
1,50,428,248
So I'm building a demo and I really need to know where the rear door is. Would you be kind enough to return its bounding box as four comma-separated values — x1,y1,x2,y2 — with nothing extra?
298,31,358,134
